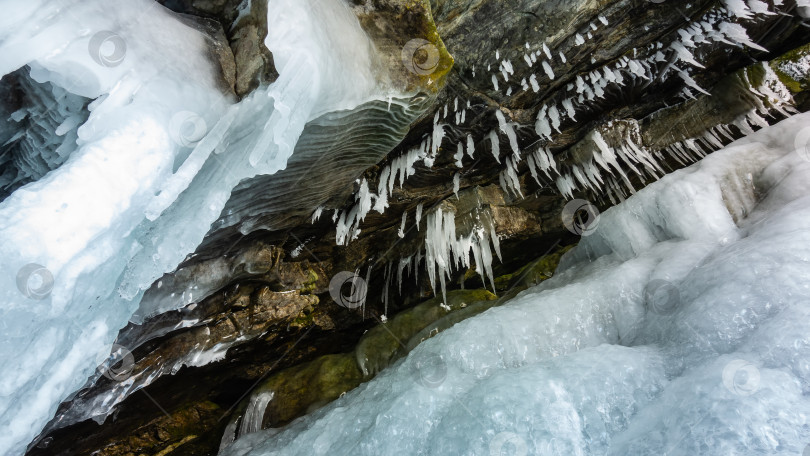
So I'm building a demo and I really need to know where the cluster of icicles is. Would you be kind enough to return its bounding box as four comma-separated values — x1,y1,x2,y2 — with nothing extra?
320,0,796,311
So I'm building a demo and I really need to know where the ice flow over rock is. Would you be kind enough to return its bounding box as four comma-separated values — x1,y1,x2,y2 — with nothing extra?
221,112,810,456
0,0,388,454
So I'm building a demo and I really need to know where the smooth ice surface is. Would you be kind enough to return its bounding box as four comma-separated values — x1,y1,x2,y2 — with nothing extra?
0,0,390,453
222,113,810,455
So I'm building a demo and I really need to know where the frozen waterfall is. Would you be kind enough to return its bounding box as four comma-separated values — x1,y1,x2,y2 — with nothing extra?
220,112,810,456
0,0,389,454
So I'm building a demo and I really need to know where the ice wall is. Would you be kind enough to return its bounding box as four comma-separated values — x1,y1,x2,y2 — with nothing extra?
0,0,390,453
221,112,810,456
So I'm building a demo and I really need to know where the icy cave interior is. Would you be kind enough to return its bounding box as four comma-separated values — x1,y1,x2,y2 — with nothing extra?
2,0,810,455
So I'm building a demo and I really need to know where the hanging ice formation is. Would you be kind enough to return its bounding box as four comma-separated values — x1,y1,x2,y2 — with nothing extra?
422,204,502,302
330,0,795,308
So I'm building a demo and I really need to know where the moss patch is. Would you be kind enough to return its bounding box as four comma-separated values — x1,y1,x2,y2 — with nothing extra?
770,42,810,94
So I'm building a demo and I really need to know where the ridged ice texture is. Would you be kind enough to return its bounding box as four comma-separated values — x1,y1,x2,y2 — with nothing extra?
203,96,428,246
0,0,389,453
0,69,89,200
135,95,428,324
221,113,810,456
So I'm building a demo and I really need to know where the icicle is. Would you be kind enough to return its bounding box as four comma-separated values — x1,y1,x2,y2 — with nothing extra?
562,98,576,120
453,172,461,198
526,152,541,185
397,256,411,294
373,166,391,213
431,122,445,156
394,212,406,239
583,160,604,190
678,70,710,95
503,155,523,197
529,74,540,92
488,130,501,163
491,74,500,91
542,61,555,79
542,42,552,59
335,178,374,245
311,206,324,223
555,174,576,199
534,146,556,178
702,128,724,149
671,41,705,68
724,0,756,20
576,75,586,94
502,59,514,75
718,22,768,51
415,203,423,231
548,105,561,132
496,110,520,157
454,143,464,167
535,105,552,139
628,60,649,79
466,134,475,158
571,165,593,191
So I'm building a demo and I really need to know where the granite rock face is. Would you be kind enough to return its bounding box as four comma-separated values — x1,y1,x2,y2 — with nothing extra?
26,1,810,455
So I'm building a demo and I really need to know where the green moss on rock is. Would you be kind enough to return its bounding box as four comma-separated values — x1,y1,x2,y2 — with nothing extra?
354,288,495,377
770,42,810,94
